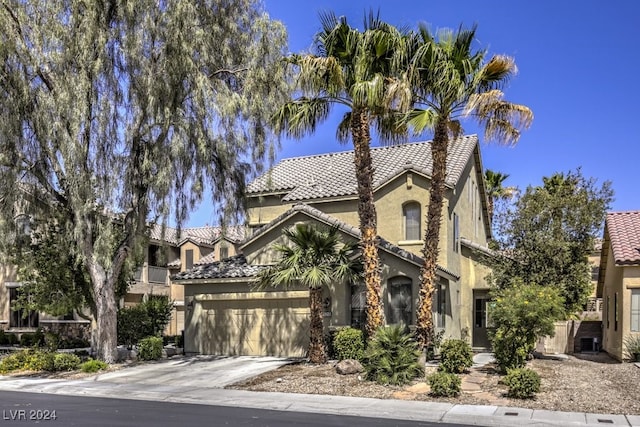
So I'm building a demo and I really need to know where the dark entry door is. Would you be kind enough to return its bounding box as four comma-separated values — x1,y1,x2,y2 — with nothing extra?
473,291,491,349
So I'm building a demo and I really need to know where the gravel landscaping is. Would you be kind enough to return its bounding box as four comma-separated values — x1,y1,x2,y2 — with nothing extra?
230,352,640,415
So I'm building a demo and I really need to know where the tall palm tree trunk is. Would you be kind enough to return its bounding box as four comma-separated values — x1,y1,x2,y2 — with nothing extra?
351,108,385,338
308,286,326,364
416,119,449,349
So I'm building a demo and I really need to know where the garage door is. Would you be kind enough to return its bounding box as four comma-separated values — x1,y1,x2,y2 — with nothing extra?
196,291,310,357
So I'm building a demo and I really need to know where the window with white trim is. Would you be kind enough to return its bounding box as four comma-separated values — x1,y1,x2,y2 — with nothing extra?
632,290,640,332
403,202,421,241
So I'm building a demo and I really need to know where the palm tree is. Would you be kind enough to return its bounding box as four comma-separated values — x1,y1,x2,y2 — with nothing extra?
407,25,533,349
272,12,411,337
485,169,517,223
256,224,361,363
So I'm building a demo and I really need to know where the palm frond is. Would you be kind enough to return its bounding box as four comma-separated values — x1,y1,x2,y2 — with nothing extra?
407,108,437,134
271,98,331,138
477,55,517,90
295,55,346,97
336,111,351,143
351,73,385,109
256,223,362,292
464,90,533,144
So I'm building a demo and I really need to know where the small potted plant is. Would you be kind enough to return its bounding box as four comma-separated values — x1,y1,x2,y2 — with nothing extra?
624,335,640,362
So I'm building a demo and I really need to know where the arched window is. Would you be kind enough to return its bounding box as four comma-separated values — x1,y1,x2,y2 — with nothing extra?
403,202,421,241
388,277,413,326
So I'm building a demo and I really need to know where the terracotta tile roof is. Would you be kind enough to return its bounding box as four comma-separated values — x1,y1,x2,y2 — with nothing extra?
172,254,267,281
606,211,640,265
247,135,478,201
148,224,245,246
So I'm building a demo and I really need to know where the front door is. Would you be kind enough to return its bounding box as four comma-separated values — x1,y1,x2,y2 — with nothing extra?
472,291,491,349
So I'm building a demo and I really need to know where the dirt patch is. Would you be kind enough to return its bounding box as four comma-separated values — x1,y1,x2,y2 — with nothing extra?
229,353,640,415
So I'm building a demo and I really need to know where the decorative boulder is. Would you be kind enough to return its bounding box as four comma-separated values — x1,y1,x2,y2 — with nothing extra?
336,359,364,375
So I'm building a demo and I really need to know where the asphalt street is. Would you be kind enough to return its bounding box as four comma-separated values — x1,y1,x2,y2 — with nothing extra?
0,391,473,427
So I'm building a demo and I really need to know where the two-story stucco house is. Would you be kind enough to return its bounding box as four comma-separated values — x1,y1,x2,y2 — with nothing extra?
173,134,494,357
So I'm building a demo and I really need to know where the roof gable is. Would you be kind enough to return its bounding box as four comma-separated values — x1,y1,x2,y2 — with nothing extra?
243,203,458,281
247,135,479,202
606,211,640,265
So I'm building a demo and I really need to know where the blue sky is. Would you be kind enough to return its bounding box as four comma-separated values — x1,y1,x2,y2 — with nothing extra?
187,0,639,226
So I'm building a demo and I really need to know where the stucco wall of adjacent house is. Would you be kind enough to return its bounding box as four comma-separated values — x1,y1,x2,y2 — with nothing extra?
602,243,625,360
621,266,640,359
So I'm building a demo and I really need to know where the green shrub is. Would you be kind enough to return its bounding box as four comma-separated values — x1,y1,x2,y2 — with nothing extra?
19,333,35,347
80,359,108,373
624,335,640,361
53,353,81,371
44,331,60,351
439,339,473,374
6,333,18,346
24,350,55,371
491,328,531,372
0,330,8,345
503,368,541,399
427,371,461,397
332,327,365,361
0,350,29,373
362,325,424,386
118,296,173,348
138,336,163,361
490,282,565,373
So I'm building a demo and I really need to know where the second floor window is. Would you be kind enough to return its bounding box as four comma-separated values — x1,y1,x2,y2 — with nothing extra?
403,202,421,241
185,249,194,270
220,246,229,260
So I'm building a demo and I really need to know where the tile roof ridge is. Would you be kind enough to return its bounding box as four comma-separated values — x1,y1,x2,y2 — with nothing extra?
277,135,477,162
608,210,640,216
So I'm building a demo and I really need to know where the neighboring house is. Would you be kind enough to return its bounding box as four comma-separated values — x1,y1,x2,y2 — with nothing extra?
131,224,245,335
0,264,91,341
598,211,640,361
174,134,494,357
581,239,604,318
0,223,244,340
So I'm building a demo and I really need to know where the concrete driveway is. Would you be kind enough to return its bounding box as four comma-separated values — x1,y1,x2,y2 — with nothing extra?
91,355,293,388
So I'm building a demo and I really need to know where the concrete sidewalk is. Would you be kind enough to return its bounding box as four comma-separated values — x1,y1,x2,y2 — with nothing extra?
0,373,636,427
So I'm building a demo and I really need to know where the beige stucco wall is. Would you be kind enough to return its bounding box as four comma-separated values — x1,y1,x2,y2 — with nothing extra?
602,242,625,360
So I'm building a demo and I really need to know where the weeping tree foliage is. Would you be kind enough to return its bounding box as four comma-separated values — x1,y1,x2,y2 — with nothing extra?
490,169,613,314
10,216,138,319
256,224,362,364
272,12,411,337
0,0,289,362
406,25,533,349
